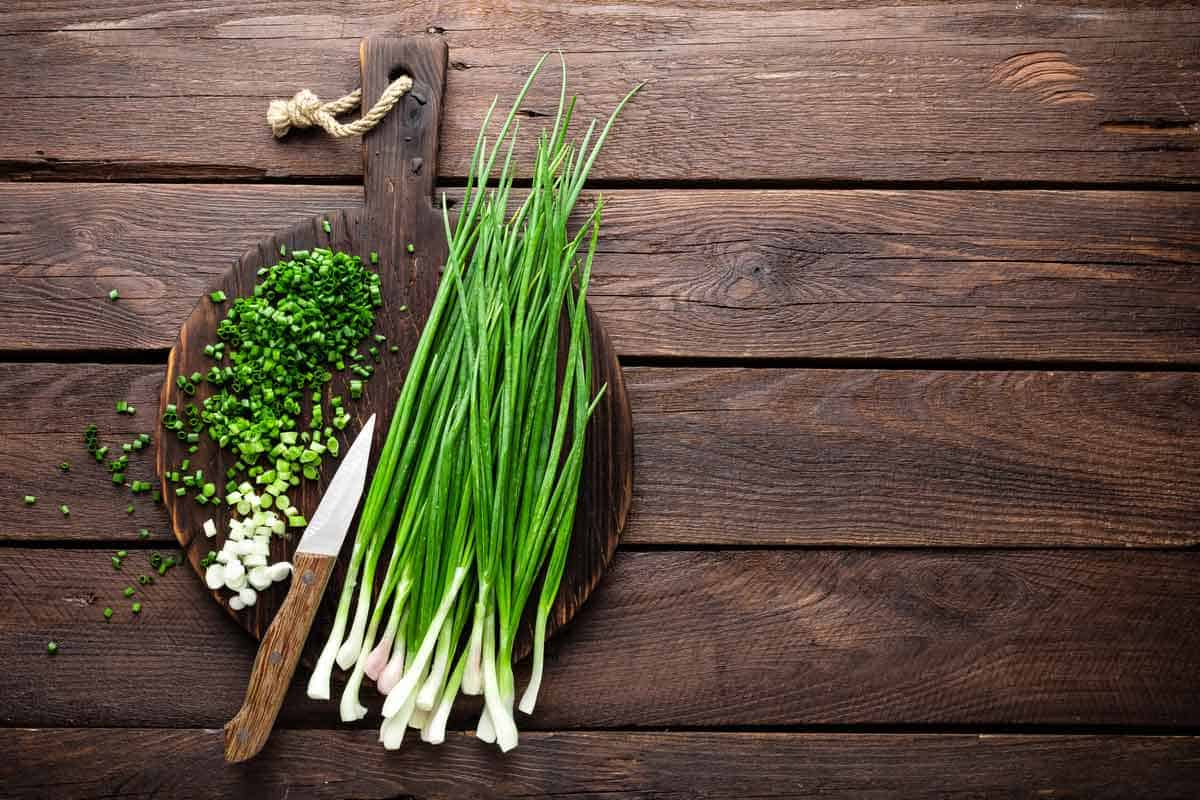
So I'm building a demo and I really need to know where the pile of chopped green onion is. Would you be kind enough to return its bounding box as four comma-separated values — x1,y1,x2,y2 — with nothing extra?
307,56,637,753
164,247,383,502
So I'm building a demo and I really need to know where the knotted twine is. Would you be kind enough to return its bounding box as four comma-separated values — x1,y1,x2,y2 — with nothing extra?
266,75,413,138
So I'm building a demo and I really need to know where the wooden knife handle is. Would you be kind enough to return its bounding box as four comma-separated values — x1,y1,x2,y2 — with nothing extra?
223,550,336,763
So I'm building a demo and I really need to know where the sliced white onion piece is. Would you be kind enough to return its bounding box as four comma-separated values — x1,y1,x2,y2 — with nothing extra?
248,565,272,590
204,563,226,590
267,562,292,582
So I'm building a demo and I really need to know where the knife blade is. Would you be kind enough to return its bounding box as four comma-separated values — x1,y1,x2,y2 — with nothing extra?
223,414,376,762
296,412,377,555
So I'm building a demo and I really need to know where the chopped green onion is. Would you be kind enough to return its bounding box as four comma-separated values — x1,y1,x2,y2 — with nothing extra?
370,251,378,264
323,219,332,233
23,495,36,506
138,528,150,539
59,504,70,517
131,602,142,614
210,290,228,303
47,641,58,654
406,242,415,254
58,461,71,472
103,607,113,621
108,289,119,301
123,586,136,598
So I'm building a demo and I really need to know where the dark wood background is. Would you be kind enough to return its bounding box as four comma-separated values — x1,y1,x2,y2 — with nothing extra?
2,2,1198,798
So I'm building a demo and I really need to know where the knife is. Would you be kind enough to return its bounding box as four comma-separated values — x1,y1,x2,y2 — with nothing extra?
223,413,377,763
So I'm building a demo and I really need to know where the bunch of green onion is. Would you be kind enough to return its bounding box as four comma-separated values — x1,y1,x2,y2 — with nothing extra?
307,56,637,752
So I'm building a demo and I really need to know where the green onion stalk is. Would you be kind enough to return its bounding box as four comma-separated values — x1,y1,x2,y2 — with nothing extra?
397,58,633,752
309,53,638,753
308,53,548,701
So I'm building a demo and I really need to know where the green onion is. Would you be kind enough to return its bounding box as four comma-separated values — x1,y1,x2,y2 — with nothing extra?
210,290,228,303
23,495,36,506
406,242,415,254
123,586,136,598
103,607,113,621
306,57,636,753
108,289,119,301
59,504,70,517
59,461,70,472
131,602,142,614
176,246,383,507
47,641,59,654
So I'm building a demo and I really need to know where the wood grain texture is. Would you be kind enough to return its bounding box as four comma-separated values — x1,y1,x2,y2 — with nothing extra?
2,548,1199,729
2,185,1198,361
224,550,335,762
4,364,1198,547
1,2,1198,182
4,730,1199,800
628,367,1200,547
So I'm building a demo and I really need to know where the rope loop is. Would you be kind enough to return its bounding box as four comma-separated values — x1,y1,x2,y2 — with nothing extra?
267,76,413,139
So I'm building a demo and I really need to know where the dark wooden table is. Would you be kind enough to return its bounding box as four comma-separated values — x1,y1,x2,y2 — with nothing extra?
2,3,1199,798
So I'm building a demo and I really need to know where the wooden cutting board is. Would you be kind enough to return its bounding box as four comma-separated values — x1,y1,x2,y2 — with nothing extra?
156,35,633,667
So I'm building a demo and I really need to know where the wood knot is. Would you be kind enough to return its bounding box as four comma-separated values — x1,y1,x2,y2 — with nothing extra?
990,51,1095,107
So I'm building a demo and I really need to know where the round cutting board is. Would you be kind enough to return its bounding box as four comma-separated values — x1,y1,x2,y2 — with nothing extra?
157,36,633,667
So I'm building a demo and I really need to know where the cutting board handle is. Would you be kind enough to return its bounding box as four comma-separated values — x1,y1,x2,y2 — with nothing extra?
360,35,448,250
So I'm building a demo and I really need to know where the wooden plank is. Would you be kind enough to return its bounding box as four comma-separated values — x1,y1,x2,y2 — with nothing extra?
2,548,1198,729
1,3,1198,182
3,364,1198,547
629,367,1200,547
3,730,1198,800
2,185,1198,361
